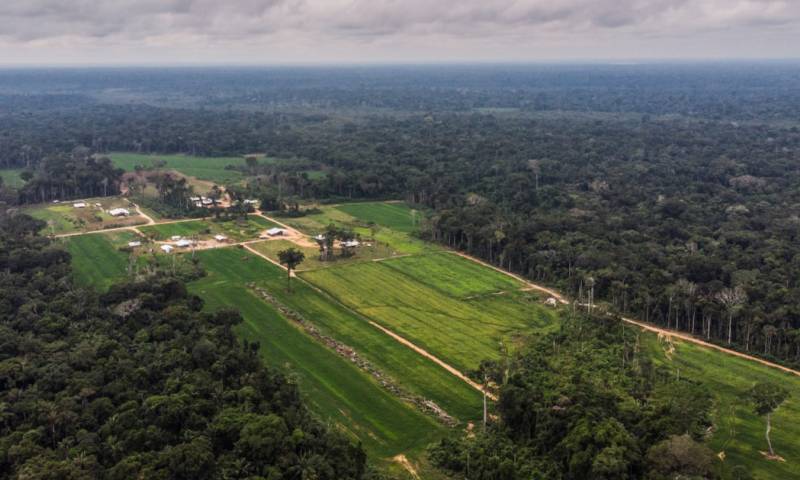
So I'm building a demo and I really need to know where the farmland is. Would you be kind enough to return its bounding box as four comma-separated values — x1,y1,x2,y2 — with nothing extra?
335,202,420,233
24,197,146,234
301,253,560,372
189,248,449,465
249,237,400,271
109,152,247,184
57,199,800,478
139,216,279,241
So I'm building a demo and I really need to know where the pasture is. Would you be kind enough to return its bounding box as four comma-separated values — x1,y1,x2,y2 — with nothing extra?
249,237,399,271
301,252,561,372
64,231,136,290
25,197,145,234
109,152,246,184
644,333,800,480
335,202,419,233
189,248,449,461
139,216,277,242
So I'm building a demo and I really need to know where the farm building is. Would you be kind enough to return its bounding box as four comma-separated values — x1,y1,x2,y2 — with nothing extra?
544,297,559,307
267,227,285,236
128,241,142,248
243,199,259,205
175,239,193,248
214,234,227,242
341,240,360,248
73,202,86,208
189,196,201,202
108,208,130,217
170,235,182,241
160,245,174,253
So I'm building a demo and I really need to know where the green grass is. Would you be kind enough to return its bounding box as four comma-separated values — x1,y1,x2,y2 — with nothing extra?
64,231,136,290
139,216,277,242
25,197,146,234
249,238,400,271
189,248,447,458
643,333,800,480
335,202,420,233
0,169,25,188
109,152,246,184
301,253,560,372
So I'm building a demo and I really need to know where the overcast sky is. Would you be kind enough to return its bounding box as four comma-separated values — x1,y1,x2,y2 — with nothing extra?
0,0,798,65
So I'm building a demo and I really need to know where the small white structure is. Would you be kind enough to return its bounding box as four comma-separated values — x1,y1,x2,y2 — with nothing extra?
95,203,102,207
73,202,86,208
128,241,142,248
160,245,174,253
170,235,182,241
195,202,203,208
341,240,360,248
52,199,60,204
175,239,193,248
202,198,214,206
214,234,228,242
243,199,259,205
108,208,130,217
266,227,285,237
314,234,326,242
189,196,201,202
544,297,559,307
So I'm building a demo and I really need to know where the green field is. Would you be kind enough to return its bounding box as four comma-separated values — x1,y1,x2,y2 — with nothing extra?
644,334,800,479
189,248,448,460
0,169,25,188
335,202,420,233
139,216,278,241
64,231,136,290
25,197,146,234
109,152,246,184
301,253,560,372
249,238,400,271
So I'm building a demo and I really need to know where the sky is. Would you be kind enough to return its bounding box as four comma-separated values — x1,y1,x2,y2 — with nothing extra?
0,0,798,65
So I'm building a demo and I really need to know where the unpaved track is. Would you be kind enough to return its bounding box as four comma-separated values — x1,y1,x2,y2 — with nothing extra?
451,250,800,378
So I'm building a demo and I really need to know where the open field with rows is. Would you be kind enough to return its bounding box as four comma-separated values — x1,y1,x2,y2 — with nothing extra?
189,248,449,465
109,152,246,184
138,215,279,241
64,231,135,290
301,253,560,372
335,202,420,233
25,196,146,234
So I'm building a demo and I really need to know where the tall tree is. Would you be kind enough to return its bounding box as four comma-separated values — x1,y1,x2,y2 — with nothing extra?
748,382,790,458
277,247,305,292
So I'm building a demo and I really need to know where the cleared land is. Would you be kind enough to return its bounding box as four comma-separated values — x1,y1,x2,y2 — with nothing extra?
110,152,246,184
139,216,279,242
301,253,560,372
335,202,420,233
64,231,135,290
189,248,447,459
25,197,146,234
0,168,25,188
249,238,400,271
644,333,800,479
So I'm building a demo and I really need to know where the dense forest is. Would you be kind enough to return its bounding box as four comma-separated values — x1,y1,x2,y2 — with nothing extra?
0,213,369,478
431,314,719,479
2,65,800,373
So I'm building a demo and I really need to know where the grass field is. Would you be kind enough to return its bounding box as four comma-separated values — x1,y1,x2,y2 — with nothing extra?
25,197,146,234
0,169,25,188
249,238,400,271
109,152,246,184
189,248,448,461
64,231,136,290
139,216,278,242
301,252,561,372
642,333,800,480
335,202,420,233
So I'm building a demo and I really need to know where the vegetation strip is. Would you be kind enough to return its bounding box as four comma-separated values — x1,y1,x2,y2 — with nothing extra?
248,283,458,426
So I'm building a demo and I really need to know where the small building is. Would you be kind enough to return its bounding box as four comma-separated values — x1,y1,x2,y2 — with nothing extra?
175,239,193,248
341,240,360,248
202,198,214,206
128,241,142,248
195,202,203,208
94,203,102,207
170,235,182,241
544,297,559,307
267,227,285,237
214,234,228,242
314,234,326,242
108,208,130,217
243,199,259,205
160,245,174,253
189,196,201,202
73,202,86,208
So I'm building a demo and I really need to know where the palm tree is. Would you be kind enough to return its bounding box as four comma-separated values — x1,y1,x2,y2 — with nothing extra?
278,248,305,292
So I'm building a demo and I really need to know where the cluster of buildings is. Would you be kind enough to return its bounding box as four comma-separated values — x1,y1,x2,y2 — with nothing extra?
71,201,130,217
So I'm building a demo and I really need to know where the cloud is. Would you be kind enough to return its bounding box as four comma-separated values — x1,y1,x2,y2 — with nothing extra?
0,0,797,62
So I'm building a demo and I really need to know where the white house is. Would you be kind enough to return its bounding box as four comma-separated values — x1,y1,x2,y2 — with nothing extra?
160,245,174,253
128,241,142,248
108,208,130,217
214,234,227,242
202,198,214,206
170,235,182,241
341,240,360,248
175,239,193,248
189,196,201,202
243,199,259,205
73,202,86,208
267,227,285,236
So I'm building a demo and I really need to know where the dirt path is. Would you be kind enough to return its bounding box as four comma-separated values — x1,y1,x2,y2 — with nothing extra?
392,455,420,480
131,202,156,225
451,250,800,378
367,320,497,401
